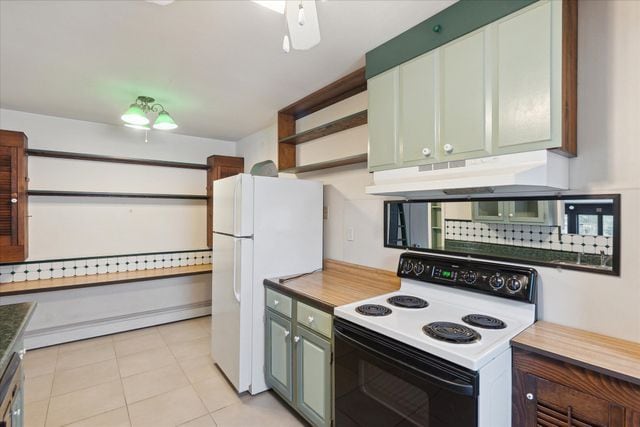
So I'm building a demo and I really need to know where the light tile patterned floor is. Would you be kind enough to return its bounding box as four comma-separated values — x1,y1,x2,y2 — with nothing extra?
23,316,306,427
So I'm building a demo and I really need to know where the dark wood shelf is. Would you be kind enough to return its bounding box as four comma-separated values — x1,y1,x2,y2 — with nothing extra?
279,68,367,120
279,153,368,174
278,68,367,172
279,110,367,145
26,149,209,170
28,190,207,200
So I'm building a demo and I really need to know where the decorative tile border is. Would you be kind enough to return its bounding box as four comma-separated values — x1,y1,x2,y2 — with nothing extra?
0,249,212,284
445,220,613,256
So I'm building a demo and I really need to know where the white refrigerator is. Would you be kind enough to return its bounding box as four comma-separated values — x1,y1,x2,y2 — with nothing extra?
211,174,323,395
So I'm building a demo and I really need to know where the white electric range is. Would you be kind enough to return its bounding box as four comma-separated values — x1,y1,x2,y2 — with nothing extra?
333,252,537,427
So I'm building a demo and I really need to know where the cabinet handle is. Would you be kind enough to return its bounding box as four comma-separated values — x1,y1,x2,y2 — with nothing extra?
443,144,454,154
18,349,26,360
509,213,514,217
284,330,290,338
422,148,432,157
498,213,503,217
307,315,314,323
273,299,279,306
10,198,18,204
294,336,300,343
12,408,21,417
526,393,534,400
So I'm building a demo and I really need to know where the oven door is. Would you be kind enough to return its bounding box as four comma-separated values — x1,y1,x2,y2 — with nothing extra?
334,318,479,427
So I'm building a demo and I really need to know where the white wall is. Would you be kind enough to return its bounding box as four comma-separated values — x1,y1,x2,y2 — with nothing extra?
0,109,236,259
237,0,640,342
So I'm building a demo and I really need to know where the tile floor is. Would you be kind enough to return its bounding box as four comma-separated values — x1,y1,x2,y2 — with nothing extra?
23,316,306,427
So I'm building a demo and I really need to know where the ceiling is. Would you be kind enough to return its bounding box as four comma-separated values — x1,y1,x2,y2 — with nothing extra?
0,0,455,141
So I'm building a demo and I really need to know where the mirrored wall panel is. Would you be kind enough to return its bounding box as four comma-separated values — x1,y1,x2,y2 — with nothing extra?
384,195,620,275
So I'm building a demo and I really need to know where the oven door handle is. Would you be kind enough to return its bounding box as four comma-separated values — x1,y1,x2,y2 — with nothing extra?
335,329,475,397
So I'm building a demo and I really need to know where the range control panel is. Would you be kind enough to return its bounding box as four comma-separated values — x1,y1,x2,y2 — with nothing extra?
397,252,537,304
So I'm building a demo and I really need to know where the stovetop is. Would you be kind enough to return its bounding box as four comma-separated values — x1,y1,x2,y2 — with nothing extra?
334,253,537,371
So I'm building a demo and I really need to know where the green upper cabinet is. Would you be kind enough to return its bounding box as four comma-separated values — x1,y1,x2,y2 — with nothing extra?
366,0,576,172
368,67,399,171
399,52,437,166
439,28,490,161
492,1,560,154
472,200,559,225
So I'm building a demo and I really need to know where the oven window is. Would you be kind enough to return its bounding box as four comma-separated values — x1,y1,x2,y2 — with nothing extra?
335,329,477,427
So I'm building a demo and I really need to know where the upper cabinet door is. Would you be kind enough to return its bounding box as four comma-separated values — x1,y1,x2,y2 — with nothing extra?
400,52,437,166
493,1,559,154
368,67,399,171
439,29,490,161
0,130,28,263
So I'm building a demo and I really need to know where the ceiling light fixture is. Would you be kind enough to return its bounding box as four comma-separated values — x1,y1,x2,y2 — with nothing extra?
297,2,305,26
121,96,178,131
252,0,321,53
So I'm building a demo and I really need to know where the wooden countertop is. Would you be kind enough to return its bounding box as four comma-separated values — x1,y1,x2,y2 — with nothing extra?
512,321,640,386
0,264,212,296
264,259,400,312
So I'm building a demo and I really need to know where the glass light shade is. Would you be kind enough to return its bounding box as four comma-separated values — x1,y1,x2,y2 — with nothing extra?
124,123,150,130
153,111,178,130
121,104,149,125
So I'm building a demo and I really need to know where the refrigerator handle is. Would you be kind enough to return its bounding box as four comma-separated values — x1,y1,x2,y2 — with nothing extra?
232,239,241,303
232,176,241,236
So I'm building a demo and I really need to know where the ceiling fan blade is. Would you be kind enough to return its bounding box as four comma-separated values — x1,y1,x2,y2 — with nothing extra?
146,0,175,5
286,0,321,50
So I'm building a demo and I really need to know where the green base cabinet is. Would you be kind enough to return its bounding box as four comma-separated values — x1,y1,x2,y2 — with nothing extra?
367,0,570,172
264,288,333,427
296,327,331,427
265,310,293,402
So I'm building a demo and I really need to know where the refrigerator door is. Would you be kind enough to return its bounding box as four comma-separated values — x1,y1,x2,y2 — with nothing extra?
213,174,253,237
249,176,323,394
211,233,253,393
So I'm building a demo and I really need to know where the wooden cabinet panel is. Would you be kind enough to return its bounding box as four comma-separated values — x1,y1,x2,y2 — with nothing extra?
439,29,490,161
368,68,399,171
400,52,437,166
206,155,243,248
0,130,28,263
513,348,640,427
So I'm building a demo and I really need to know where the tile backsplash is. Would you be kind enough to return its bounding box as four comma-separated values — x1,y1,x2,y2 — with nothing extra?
445,220,613,255
0,249,212,284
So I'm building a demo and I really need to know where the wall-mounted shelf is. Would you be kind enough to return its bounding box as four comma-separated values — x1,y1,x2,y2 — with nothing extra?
28,190,207,200
280,153,368,174
278,67,367,172
26,149,209,170
279,110,367,145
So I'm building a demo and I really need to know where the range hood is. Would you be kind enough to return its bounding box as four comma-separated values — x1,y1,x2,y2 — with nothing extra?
366,150,569,198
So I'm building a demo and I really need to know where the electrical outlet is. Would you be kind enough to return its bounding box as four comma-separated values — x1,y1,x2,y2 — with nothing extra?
346,227,355,241
323,206,328,220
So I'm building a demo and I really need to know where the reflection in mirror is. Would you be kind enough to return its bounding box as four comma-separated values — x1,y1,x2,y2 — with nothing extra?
384,195,620,275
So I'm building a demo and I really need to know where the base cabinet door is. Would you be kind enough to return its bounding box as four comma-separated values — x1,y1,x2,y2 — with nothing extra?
265,310,293,402
295,326,331,427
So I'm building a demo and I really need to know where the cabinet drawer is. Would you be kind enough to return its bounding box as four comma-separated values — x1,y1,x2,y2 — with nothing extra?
297,302,332,338
266,289,292,318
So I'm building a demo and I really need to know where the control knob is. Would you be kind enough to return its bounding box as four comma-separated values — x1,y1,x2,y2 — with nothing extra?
506,276,522,293
413,262,425,275
401,259,414,274
489,274,505,290
463,271,478,284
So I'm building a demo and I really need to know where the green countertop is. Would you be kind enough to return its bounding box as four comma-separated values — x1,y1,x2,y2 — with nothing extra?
0,302,36,376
